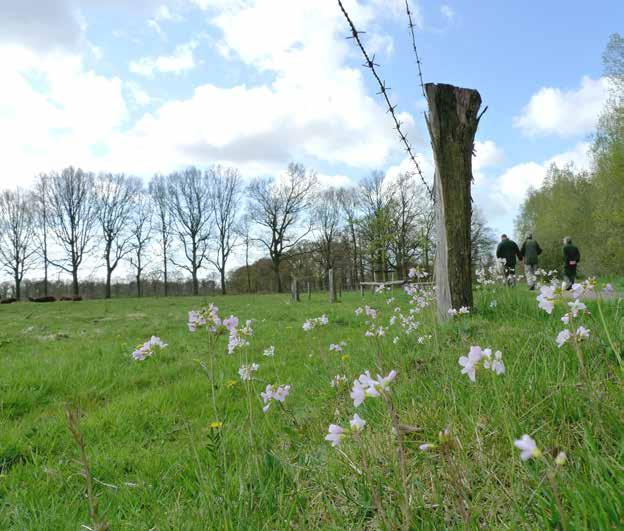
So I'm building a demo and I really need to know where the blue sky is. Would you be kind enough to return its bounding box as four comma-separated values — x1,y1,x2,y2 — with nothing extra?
0,0,620,239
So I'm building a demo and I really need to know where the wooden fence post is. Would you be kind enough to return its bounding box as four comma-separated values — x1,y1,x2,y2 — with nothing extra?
425,82,483,321
291,276,300,302
328,269,336,303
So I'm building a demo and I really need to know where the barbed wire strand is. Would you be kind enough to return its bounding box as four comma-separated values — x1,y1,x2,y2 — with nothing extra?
405,0,426,99
336,0,433,198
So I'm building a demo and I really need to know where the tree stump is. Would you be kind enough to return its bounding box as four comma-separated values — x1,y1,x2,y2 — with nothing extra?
425,83,483,321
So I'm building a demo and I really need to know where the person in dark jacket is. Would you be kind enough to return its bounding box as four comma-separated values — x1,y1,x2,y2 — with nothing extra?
496,234,522,285
562,237,580,289
520,232,542,290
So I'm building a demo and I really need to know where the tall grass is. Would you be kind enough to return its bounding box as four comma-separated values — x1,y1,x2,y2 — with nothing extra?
0,284,622,528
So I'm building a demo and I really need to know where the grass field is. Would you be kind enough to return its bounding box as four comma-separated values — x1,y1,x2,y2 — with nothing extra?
1,280,623,529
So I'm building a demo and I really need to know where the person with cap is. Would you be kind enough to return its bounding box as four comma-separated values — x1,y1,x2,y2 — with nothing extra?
520,232,543,290
562,237,581,290
496,234,523,286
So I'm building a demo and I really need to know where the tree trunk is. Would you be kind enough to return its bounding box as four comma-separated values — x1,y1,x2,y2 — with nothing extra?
163,252,169,296
105,269,112,299
43,254,48,297
425,82,482,321
15,275,20,301
136,274,142,297
220,268,226,295
72,269,79,296
192,270,199,296
273,261,282,292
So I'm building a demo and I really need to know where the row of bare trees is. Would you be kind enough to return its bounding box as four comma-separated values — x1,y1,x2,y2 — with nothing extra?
0,162,494,299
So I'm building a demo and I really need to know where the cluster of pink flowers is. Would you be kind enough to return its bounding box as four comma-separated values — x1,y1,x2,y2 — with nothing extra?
350,370,397,407
302,314,329,331
329,341,347,353
132,336,168,361
408,268,429,280
447,306,470,317
330,374,348,387
188,304,221,332
224,316,254,354
556,326,590,348
458,346,505,382
364,325,386,338
536,284,557,314
261,384,291,412
354,306,377,320
325,414,366,447
238,363,259,381
561,299,588,324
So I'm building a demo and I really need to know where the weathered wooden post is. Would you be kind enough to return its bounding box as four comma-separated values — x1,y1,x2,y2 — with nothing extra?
425,83,484,321
328,268,337,303
291,276,300,302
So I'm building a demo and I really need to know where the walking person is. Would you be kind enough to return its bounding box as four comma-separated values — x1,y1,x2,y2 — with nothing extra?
520,232,542,290
496,234,523,286
562,237,580,290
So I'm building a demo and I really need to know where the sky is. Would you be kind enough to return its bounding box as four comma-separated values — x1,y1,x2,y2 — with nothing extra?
0,0,621,242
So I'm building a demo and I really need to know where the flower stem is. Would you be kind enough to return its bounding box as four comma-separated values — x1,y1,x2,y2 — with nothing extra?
384,394,411,529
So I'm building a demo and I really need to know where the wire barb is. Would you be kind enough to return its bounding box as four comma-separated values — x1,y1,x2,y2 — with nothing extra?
405,0,426,99
336,0,432,197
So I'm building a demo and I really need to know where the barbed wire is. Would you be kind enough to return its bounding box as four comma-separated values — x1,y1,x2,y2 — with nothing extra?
405,0,426,99
336,0,433,198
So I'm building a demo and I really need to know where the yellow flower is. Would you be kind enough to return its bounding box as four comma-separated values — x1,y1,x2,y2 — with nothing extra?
341,354,350,362
210,421,223,429
225,379,238,388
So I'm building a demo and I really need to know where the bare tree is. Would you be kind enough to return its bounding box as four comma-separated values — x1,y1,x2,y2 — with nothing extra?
388,172,423,278
358,171,393,281
46,167,98,296
148,174,172,296
314,188,342,274
247,163,316,292
167,167,212,296
95,173,138,299
237,214,254,293
0,188,37,299
128,190,153,298
337,187,363,285
32,174,51,296
207,165,242,295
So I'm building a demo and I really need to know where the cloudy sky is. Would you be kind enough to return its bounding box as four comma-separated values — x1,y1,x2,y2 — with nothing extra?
0,0,620,237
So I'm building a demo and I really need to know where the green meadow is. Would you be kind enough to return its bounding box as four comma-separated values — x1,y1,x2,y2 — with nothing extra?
1,283,623,529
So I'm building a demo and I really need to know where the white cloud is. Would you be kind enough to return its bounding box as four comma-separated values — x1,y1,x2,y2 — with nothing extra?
440,5,455,21
129,40,199,76
317,173,357,189
473,142,592,234
0,0,84,52
0,45,127,189
385,154,434,185
473,140,504,171
513,76,609,137
1,0,423,188
105,0,421,175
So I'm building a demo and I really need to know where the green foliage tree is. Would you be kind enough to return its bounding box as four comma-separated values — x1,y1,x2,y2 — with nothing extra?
516,34,624,276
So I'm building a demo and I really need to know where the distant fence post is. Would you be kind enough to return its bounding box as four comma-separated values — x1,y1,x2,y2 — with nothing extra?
328,269,337,303
291,276,300,302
